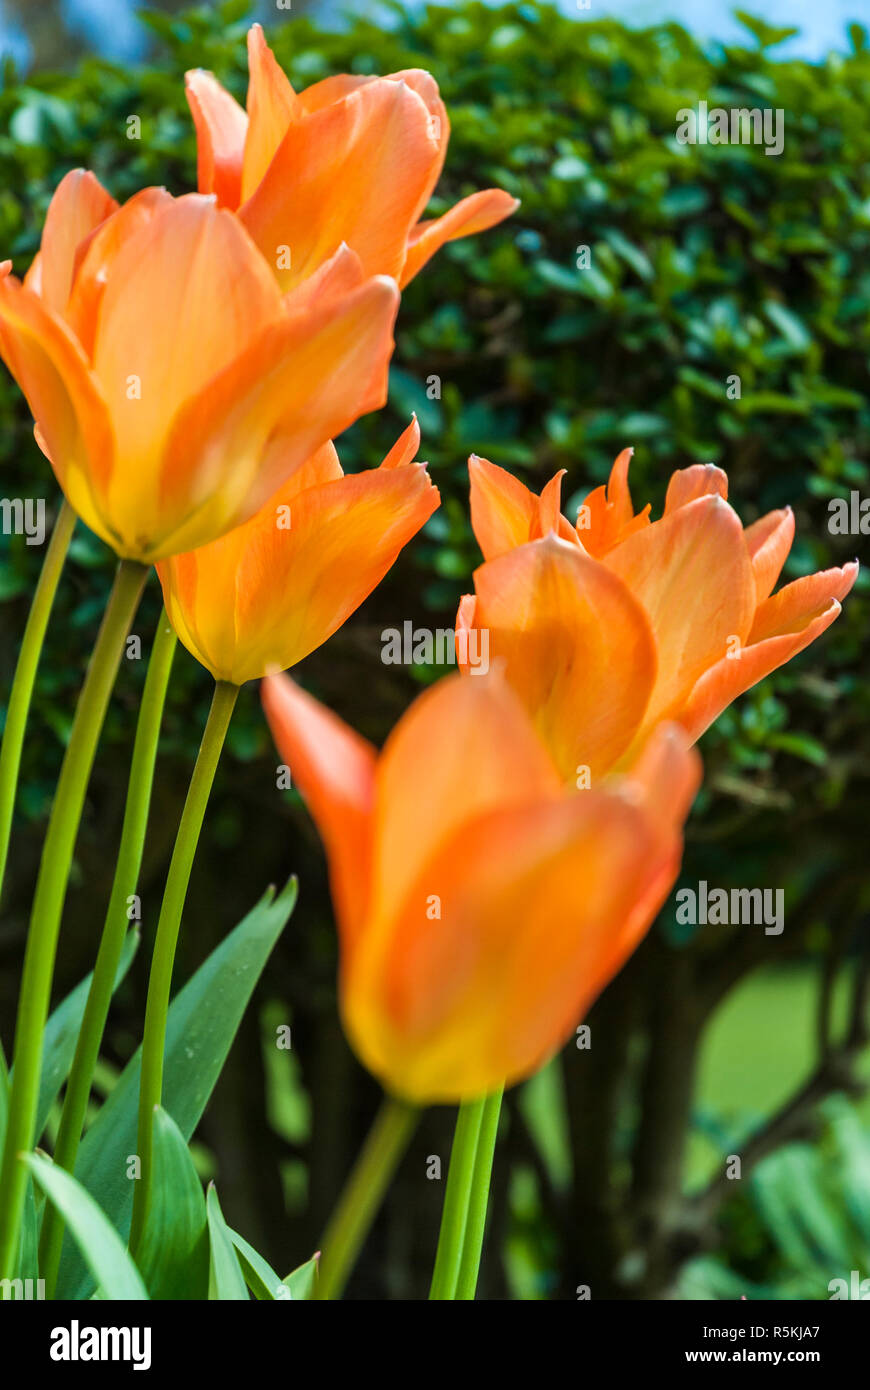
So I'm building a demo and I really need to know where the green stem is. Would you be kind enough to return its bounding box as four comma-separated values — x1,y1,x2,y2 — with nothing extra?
0,557,147,1284
429,1096,486,1300
455,1085,504,1300
39,614,177,1296
0,500,76,903
316,1095,418,1301
128,680,238,1253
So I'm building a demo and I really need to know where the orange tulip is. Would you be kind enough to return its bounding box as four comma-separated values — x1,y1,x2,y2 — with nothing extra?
186,24,519,292
157,418,439,684
0,171,399,561
457,452,858,780
262,669,699,1102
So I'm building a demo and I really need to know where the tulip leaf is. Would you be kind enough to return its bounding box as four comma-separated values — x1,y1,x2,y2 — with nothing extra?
206,1185,248,1301
229,1226,290,1301
24,1153,148,1300
135,1106,208,1300
56,876,298,1299
283,1253,320,1301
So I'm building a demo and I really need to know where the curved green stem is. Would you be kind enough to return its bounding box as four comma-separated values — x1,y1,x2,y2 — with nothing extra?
0,557,147,1284
455,1085,503,1300
129,679,238,1253
40,614,177,1296
0,500,76,903
429,1096,486,1300
316,1095,418,1301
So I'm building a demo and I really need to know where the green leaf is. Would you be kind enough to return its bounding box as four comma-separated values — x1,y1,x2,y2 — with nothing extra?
735,11,799,49
56,877,298,1299
764,302,812,353
206,1185,248,1301
24,1153,148,1300
283,1253,319,1301
768,732,828,766
25,927,139,1142
135,1107,208,1300
230,1227,290,1301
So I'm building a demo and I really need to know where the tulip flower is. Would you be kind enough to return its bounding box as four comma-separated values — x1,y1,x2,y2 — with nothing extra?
262,670,699,1102
0,172,399,562
186,24,519,292
157,418,439,684
456,452,858,781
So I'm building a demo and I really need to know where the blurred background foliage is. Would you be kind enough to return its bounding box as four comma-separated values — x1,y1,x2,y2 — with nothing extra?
0,0,868,1298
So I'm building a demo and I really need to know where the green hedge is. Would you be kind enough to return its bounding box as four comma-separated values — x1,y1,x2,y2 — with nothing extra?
0,0,867,821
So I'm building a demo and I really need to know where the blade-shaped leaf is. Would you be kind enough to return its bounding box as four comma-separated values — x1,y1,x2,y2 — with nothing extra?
230,1226,290,1301
283,1253,319,1300
57,877,297,1299
135,1106,208,1300
206,1184,248,1301
24,1153,148,1300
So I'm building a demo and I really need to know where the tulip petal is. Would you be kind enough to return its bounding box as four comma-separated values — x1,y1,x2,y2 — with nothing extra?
379,415,421,470
185,69,247,208
155,273,399,559
0,275,113,540
621,722,702,832
471,534,657,779
369,674,561,943
26,169,117,316
91,194,283,557
281,241,365,319
664,463,728,512
262,673,376,944
162,449,439,686
350,776,686,1101
240,77,438,288
242,24,299,202
749,561,858,643
744,506,795,602
681,574,856,743
575,448,650,556
400,188,520,287
296,68,447,213
528,469,579,545
65,187,174,358
468,454,537,560
606,495,755,732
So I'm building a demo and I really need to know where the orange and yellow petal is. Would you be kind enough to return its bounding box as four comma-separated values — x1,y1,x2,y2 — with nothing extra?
471,534,657,780
400,188,519,287
663,462,728,513
575,447,649,557
240,77,438,289
349,763,691,1102
241,24,298,202
743,507,795,603
369,673,561,941
468,454,538,560
0,274,113,539
162,437,438,686
91,194,283,557
26,169,116,317
154,273,399,560
606,494,755,733
262,673,376,944
185,69,247,207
